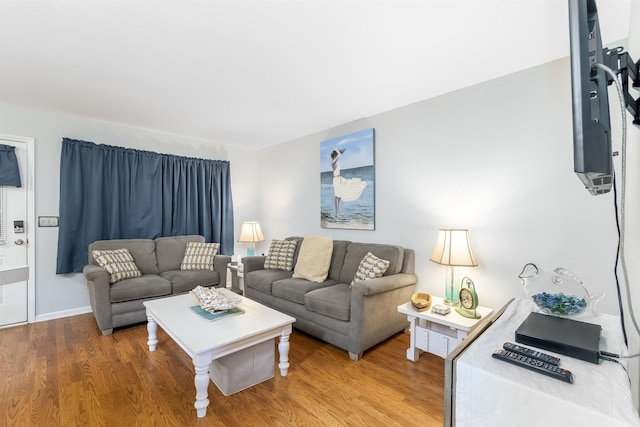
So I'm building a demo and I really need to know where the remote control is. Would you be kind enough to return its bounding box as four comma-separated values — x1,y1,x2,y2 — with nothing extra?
503,342,561,366
492,349,574,384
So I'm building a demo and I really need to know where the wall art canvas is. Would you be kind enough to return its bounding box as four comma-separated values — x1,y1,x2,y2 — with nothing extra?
320,128,375,230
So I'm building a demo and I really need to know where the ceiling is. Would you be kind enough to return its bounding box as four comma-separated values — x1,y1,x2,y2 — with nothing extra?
0,0,633,150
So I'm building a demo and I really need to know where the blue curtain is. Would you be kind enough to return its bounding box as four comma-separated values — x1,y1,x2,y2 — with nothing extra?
56,138,234,274
0,144,21,187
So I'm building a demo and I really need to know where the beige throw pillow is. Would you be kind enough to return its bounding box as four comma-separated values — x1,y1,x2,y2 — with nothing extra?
292,236,333,283
180,242,220,271
92,248,142,284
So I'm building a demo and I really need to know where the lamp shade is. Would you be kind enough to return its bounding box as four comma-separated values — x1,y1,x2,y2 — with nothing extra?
237,222,265,243
429,229,477,267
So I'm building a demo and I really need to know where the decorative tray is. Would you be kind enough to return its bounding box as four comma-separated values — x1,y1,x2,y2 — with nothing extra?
190,305,244,321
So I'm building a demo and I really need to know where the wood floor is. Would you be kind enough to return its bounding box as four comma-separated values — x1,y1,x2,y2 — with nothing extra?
0,313,445,426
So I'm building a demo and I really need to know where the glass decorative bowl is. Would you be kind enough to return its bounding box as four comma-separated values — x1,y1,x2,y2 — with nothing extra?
518,263,603,317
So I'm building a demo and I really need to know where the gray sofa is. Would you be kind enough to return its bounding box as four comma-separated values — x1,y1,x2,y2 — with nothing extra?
243,237,417,360
83,235,230,335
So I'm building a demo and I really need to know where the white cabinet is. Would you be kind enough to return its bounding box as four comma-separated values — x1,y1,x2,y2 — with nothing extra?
415,324,461,358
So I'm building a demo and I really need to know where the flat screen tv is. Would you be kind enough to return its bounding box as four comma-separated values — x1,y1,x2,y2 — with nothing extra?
568,0,613,195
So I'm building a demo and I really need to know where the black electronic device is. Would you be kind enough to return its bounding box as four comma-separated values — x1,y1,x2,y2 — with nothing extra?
515,312,602,364
503,342,561,366
568,0,640,196
492,349,574,384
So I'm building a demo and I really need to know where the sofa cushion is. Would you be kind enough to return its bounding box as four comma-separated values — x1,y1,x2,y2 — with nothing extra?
292,236,333,283
304,284,351,321
272,277,337,305
245,269,293,295
89,239,159,275
180,242,220,271
339,243,404,284
110,274,172,303
264,239,297,271
92,248,142,283
351,252,390,286
327,240,351,282
155,235,205,273
161,270,220,293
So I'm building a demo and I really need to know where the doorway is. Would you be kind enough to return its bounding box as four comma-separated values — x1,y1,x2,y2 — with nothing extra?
0,135,36,327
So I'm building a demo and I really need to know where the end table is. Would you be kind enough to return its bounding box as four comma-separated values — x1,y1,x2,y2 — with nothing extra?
397,295,493,360
227,262,244,294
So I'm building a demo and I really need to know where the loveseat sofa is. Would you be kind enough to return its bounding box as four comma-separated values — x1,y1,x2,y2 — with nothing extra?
243,236,417,360
83,235,230,335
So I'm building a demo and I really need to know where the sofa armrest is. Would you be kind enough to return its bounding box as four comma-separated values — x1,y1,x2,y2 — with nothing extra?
242,256,266,274
83,264,109,282
214,255,232,286
351,273,418,296
83,264,113,333
348,272,418,358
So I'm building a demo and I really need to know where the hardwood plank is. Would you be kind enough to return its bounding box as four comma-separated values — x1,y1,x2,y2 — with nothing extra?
0,313,445,426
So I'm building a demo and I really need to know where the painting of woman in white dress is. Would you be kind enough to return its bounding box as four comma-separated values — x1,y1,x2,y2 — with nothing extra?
320,128,375,230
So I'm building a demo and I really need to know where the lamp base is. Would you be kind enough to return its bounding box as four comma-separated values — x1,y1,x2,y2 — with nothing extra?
455,306,480,319
246,247,255,257
443,299,459,307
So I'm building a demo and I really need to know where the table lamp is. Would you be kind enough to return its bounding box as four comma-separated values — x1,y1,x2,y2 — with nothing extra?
429,228,477,305
237,221,264,256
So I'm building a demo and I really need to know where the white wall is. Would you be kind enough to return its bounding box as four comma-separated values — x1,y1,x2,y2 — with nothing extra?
0,103,259,319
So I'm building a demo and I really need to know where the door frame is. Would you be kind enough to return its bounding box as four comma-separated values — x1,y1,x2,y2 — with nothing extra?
1,134,36,323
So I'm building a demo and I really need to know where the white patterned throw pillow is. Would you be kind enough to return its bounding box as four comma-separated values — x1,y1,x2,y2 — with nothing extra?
350,252,390,287
264,239,297,271
180,242,220,271
92,248,142,284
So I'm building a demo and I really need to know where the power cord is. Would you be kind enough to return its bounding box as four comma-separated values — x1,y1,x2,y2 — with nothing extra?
594,62,640,344
598,351,636,384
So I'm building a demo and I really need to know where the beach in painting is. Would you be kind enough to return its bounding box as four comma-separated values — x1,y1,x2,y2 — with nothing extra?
321,165,374,230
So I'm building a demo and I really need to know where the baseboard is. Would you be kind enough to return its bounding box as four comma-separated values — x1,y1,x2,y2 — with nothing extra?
35,305,93,322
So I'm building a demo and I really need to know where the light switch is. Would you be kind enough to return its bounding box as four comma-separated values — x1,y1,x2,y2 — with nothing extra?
38,216,59,227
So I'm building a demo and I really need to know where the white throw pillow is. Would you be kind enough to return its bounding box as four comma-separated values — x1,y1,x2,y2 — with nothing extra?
92,248,142,284
292,236,333,283
350,252,390,287
180,242,220,271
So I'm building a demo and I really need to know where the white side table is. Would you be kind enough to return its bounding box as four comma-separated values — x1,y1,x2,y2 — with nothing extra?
227,262,244,294
397,295,493,360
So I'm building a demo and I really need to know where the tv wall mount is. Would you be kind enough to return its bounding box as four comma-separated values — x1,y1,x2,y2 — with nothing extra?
601,46,639,127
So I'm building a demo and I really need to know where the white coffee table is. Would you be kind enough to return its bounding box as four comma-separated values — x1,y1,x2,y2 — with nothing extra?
144,290,296,418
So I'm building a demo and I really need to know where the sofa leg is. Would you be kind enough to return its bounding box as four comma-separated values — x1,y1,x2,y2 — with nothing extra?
101,328,113,336
349,351,363,361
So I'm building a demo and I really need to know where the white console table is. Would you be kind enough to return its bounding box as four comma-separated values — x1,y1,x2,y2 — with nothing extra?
398,296,493,359
448,298,640,426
